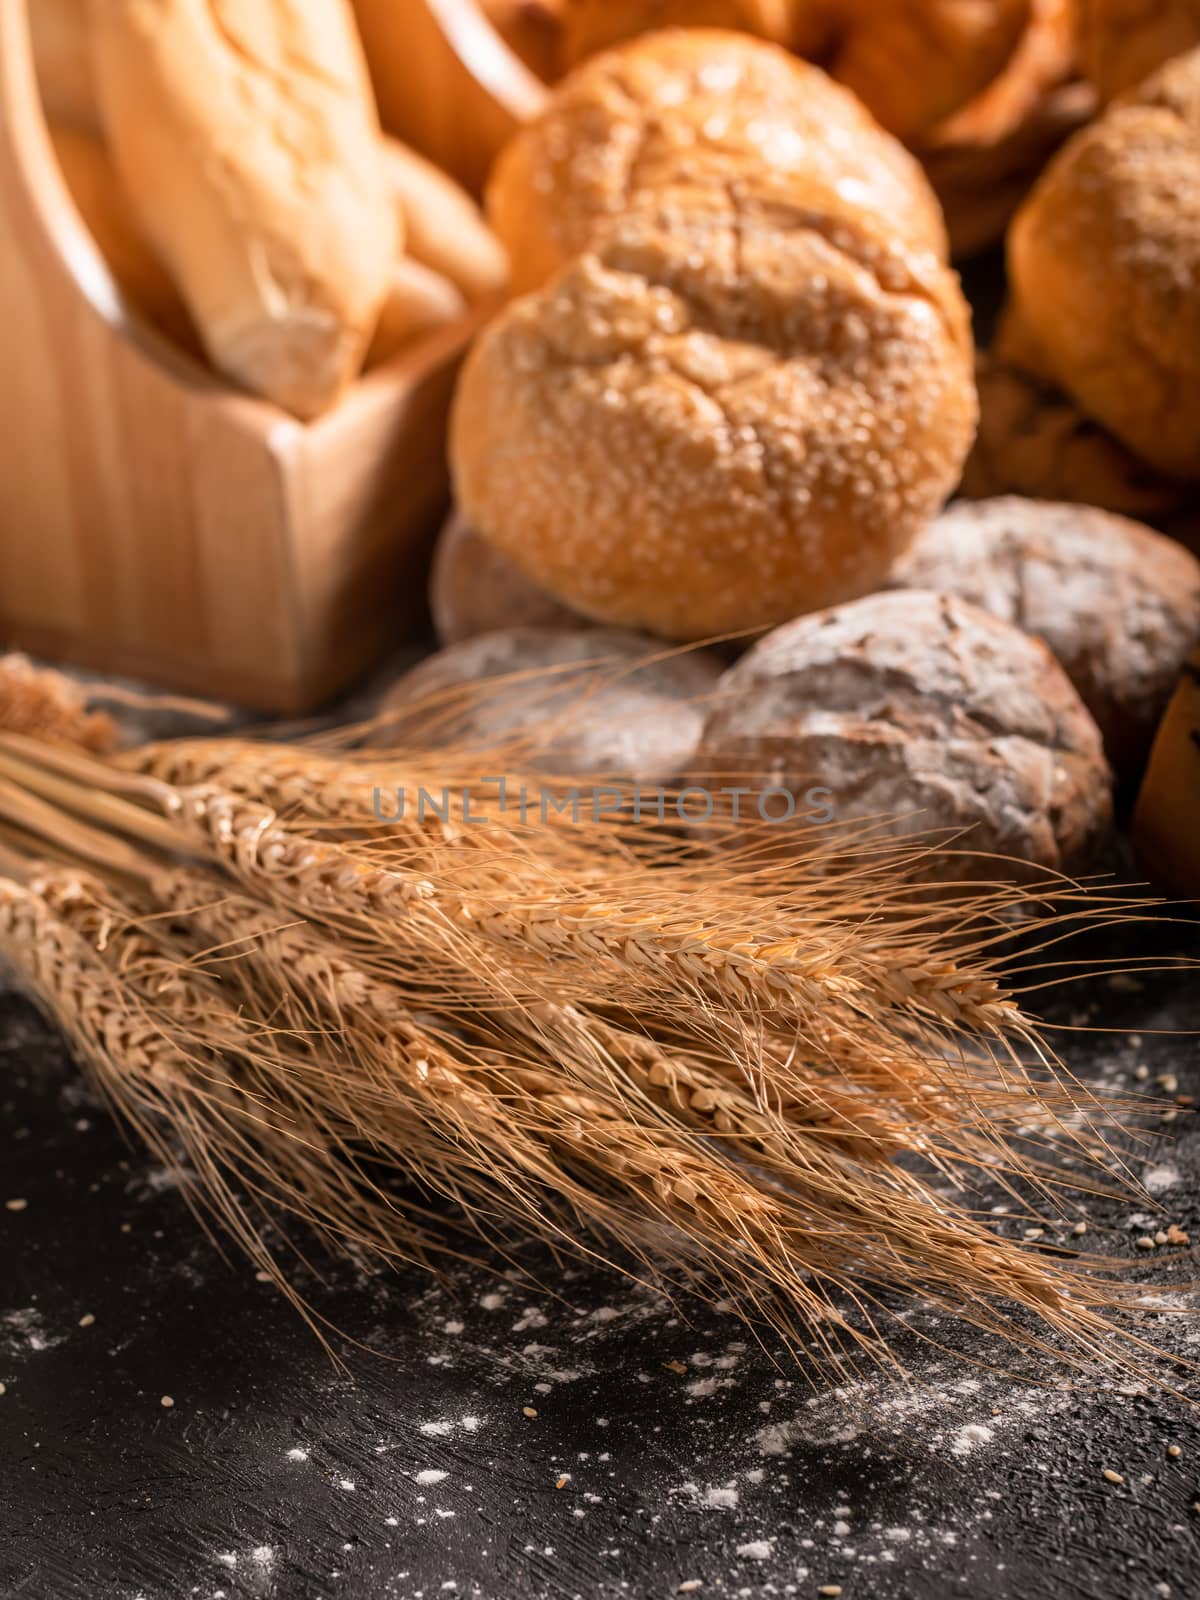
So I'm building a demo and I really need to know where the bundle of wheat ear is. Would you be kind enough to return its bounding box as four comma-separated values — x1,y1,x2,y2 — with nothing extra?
0,654,1189,1384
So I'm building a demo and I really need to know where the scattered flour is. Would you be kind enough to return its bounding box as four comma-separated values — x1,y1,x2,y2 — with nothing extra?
416,1470,449,1486
701,1486,739,1511
951,1423,995,1457
1144,1163,1181,1195
736,1541,774,1561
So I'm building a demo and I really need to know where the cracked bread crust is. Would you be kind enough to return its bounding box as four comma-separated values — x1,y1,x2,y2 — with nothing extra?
90,0,396,419
885,498,1200,779
694,590,1113,878
1081,0,1200,101
452,188,975,642
487,28,949,296
1008,47,1200,480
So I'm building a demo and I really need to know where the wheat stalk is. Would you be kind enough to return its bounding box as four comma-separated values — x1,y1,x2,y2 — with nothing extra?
0,689,1186,1381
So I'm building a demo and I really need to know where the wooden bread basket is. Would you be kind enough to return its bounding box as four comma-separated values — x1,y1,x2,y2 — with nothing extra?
0,0,543,712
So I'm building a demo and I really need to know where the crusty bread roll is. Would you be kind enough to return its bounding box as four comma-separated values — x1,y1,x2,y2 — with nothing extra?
462,35,973,641
1008,47,1200,480
1134,645,1200,895
89,0,397,419
693,591,1113,879
31,0,98,129
50,125,197,349
487,29,950,296
452,184,976,641
1081,0,1200,101
430,512,580,645
379,626,723,783
383,140,509,303
367,258,466,367
885,498,1200,779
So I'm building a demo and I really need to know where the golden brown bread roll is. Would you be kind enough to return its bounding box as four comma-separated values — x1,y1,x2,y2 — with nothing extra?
452,183,977,641
1133,645,1200,896
1008,47,1200,480
32,0,98,129
1081,0,1200,100
49,125,197,350
382,139,509,303
90,0,397,420
487,29,950,296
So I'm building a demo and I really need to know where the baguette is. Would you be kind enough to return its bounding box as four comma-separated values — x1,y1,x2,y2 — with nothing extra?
50,124,197,350
383,139,509,303
367,258,466,367
89,0,397,419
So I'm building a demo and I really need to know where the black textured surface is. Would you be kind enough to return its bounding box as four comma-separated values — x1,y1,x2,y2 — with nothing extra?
3,942,1200,1600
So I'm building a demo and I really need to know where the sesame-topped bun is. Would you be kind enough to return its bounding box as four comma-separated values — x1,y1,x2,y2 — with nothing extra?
1008,47,1200,481
1081,0,1200,102
451,182,977,642
487,29,949,296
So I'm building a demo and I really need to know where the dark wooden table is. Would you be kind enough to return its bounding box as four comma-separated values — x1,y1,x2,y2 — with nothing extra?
3,925,1200,1600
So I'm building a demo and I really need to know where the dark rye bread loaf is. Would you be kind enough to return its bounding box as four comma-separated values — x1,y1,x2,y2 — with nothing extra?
885,498,1200,781
693,590,1113,878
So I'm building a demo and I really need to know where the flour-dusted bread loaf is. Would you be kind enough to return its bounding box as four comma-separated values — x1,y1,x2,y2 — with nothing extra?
379,627,723,784
1134,645,1200,896
430,513,580,646
1081,0,1200,100
383,140,509,304
1008,47,1200,480
487,28,950,295
89,0,397,419
694,591,1113,878
885,499,1200,780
